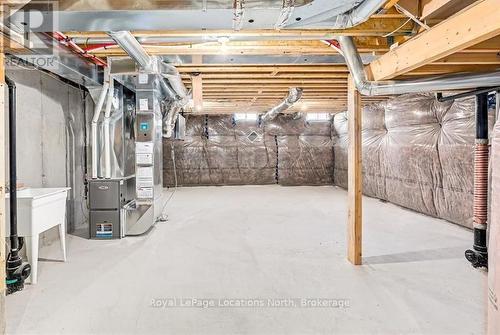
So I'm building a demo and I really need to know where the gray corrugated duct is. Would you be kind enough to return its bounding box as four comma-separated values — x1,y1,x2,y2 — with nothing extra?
261,87,303,122
334,36,500,95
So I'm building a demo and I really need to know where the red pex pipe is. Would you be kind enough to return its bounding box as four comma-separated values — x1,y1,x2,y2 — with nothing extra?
83,43,116,52
50,32,108,67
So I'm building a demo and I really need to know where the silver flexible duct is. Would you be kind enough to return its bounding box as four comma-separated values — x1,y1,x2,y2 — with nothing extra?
233,0,245,31
287,0,386,28
275,0,296,29
261,87,303,122
160,62,189,105
335,36,500,95
163,103,183,138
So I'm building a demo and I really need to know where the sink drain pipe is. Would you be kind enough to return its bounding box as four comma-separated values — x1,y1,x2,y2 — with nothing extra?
5,77,31,294
465,92,490,269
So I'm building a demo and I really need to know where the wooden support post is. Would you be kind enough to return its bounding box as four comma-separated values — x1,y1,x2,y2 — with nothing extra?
191,74,203,111
347,75,362,265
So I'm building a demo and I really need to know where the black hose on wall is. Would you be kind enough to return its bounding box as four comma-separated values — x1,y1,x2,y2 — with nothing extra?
466,92,490,269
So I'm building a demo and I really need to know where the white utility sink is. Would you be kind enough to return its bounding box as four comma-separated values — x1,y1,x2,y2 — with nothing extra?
6,187,70,284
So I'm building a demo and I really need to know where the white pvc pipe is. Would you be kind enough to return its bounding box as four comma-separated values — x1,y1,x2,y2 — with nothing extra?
91,81,110,178
103,76,114,179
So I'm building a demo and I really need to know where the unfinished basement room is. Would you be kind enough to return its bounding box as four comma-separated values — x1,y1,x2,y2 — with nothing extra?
0,0,500,334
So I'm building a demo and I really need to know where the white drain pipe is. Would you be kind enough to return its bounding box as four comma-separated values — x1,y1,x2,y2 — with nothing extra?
103,75,115,179
91,69,110,178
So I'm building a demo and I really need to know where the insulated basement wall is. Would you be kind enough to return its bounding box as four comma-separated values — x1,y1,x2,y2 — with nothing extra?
163,114,334,186
163,94,487,228
3,66,92,243
334,93,495,228
489,116,500,334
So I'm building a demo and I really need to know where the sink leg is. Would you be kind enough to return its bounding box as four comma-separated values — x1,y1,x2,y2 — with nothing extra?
58,223,67,262
25,235,39,285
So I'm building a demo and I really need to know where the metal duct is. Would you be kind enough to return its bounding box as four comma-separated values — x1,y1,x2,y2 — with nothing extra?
261,87,303,122
335,36,500,95
286,0,385,28
108,31,154,71
108,31,189,104
275,0,296,29
160,62,189,105
233,0,245,31
10,0,360,31
163,103,183,138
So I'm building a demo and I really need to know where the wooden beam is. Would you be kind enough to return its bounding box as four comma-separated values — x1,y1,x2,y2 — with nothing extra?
383,0,401,10
421,0,476,19
176,65,350,73
87,39,392,57
432,52,500,65
369,0,500,80
347,75,362,265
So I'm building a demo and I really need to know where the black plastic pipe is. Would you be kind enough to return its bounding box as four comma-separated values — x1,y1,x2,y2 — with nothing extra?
5,77,21,267
465,92,489,269
436,86,500,103
5,77,31,294
476,93,489,140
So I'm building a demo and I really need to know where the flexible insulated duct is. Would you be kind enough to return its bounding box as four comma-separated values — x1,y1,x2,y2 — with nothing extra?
163,102,183,138
333,36,500,95
261,87,303,122
287,0,386,28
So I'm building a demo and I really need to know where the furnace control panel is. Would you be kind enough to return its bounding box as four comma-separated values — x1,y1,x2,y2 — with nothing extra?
135,110,155,202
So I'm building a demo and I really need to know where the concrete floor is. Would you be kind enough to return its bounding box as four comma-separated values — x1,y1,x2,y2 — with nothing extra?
6,186,486,335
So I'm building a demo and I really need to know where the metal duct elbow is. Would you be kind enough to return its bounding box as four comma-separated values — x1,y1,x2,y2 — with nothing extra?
261,87,303,122
160,62,189,106
334,36,500,96
108,31,153,71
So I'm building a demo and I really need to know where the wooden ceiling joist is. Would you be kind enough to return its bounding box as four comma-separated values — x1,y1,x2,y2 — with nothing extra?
368,0,500,80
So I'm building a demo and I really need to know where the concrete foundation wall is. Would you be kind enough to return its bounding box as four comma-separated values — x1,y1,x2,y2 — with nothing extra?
4,67,93,245
163,114,334,186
